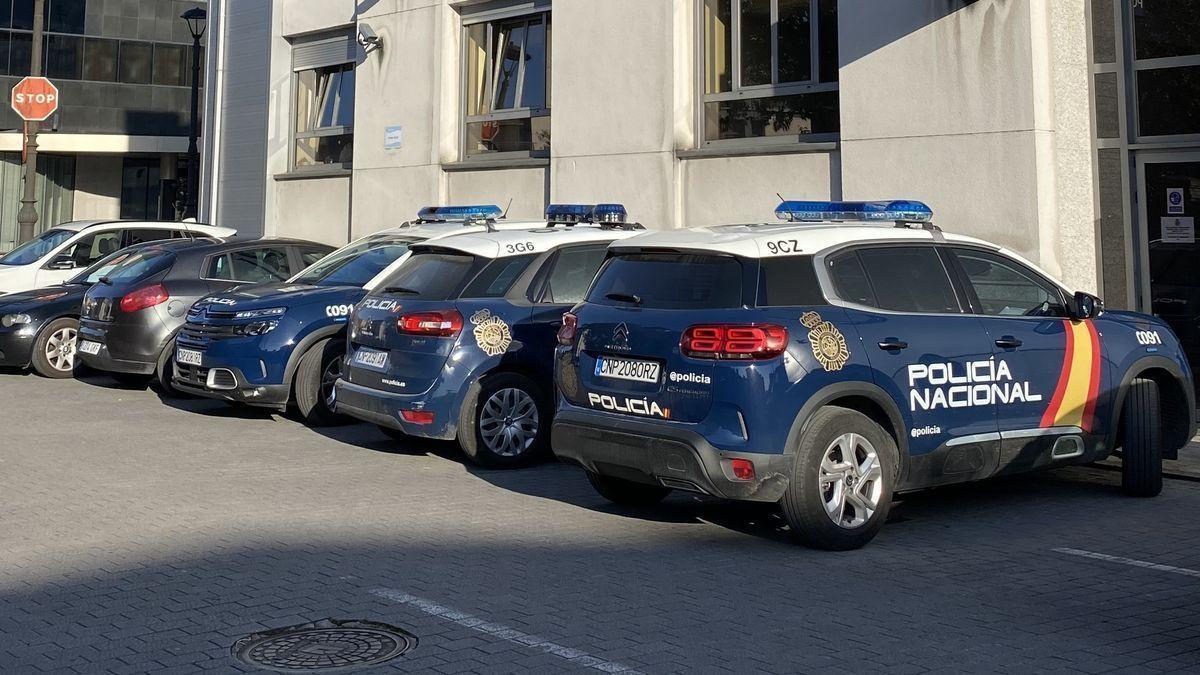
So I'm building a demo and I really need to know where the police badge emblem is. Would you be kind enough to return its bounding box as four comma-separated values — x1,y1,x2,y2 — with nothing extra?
471,309,512,357
801,311,849,371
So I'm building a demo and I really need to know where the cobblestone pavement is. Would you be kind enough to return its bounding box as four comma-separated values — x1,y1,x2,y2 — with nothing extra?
2,372,1200,674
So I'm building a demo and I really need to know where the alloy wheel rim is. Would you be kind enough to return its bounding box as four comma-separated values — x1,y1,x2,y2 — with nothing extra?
45,327,77,372
479,388,539,457
321,357,342,407
818,433,883,530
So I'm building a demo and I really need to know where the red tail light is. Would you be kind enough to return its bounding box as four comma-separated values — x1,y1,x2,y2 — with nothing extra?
729,459,756,481
397,310,463,337
119,284,169,313
681,324,788,360
400,410,435,425
557,312,579,346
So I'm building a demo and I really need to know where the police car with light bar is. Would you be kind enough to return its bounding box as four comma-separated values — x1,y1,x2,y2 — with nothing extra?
172,206,548,425
552,199,1195,550
334,203,645,467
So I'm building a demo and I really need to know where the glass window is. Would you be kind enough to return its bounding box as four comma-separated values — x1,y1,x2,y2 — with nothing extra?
292,236,416,288
952,249,1067,317
0,0,11,29
47,0,84,34
0,228,75,266
62,231,124,267
83,38,117,82
1137,65,1200,137
0,31,10,75
374,252,480,301
462,254,539,298
93,249,175,283
539,246,609,304
1091,0,1116,64
756,256,825,306
1134,0,1200,60
9,30,30,75
153,43,186,86
126,229,176,246
293,62,355,169
11,0,33,30
45,34,82,80
118,41,152,85
462,11,552,158
120,159,161,220
588,253,745,309
828,251,875,307
225,248,294,283
700,0,839,145
855,247,960,314
300,248,330,267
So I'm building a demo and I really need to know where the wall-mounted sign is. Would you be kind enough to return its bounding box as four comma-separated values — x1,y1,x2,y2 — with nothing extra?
1162,216,1195,244
1168,188,1185,215
384,125,403,150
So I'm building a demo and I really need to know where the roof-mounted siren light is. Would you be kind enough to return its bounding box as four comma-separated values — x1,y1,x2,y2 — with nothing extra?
775,200,935,226
417,205,504,225
593,203,643,230
545,204,596,227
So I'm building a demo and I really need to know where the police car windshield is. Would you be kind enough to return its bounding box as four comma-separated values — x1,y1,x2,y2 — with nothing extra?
0,228,75,265
87,250,174,284
374,252,478,300
589,253,744,309
293,236,417,287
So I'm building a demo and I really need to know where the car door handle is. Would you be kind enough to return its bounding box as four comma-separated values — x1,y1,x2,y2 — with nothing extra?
877,338,908,351
994,336,1023,349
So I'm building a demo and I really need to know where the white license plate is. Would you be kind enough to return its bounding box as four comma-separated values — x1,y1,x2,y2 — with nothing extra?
78,340,101,356
595,356,660,384
176,348,204,366
353,348,389,370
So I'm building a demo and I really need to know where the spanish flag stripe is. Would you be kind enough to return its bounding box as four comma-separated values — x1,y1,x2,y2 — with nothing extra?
1040,321,1076,428
1081,323,1102,433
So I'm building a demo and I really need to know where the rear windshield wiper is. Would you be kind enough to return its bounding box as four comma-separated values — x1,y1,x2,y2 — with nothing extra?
383,286,421,295
98,276,113,286
605,292,643,306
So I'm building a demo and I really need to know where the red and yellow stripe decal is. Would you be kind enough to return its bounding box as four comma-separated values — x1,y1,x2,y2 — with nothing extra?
1040,320,1101,432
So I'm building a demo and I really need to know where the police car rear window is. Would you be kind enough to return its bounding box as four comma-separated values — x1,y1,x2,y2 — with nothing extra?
374,252,478,300
588,253,744,309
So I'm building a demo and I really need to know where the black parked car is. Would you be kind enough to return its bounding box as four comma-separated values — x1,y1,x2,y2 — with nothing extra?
76,237,334,391
0,245,159,378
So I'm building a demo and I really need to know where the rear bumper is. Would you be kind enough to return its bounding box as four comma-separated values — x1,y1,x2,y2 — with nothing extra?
77,318,164,375
172,361,291,408
333,378,459,441
551,408,792,503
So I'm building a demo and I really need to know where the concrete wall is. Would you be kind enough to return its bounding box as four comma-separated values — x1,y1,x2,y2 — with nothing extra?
272,176,353,246
72,155,123,221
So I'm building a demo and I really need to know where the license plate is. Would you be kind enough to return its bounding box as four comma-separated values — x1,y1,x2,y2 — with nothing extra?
595,356,660,384
78,340,101,356
353,348,389,370
176,348,203,366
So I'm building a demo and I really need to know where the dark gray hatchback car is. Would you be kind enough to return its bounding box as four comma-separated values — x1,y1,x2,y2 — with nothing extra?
76,237,334,391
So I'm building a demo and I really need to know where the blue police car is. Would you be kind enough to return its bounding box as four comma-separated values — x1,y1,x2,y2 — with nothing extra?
552,200,1196,550
172,206,544,425
334,204,645,468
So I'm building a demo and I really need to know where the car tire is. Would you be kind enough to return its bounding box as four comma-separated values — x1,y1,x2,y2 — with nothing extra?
1121,377,1163,498
154,338,186,397
780,406,897,551
586,471,671,506
294,338,348,427
458,372,549,469
31,317,79,379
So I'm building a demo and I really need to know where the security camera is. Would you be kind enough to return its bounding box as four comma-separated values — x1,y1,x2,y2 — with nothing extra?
357,23,383,53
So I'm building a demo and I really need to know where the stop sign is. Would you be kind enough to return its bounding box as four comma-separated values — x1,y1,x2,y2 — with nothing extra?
10,77,60,122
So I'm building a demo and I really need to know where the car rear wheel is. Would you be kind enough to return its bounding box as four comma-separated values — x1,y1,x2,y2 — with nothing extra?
295,338,348,427
459,372,549,469
1122,377,1163,498
586,471,671,506
31,317,78,379
781,406,897,551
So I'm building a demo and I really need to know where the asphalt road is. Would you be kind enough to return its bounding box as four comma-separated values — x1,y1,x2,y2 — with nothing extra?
2,370,1199,673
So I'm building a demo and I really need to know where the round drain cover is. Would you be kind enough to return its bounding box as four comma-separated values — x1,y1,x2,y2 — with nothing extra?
232,619,416,672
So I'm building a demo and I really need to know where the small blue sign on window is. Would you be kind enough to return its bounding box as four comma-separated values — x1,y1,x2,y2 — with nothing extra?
384,125,403,150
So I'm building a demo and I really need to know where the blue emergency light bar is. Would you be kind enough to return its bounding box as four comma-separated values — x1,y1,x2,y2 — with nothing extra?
592,204,629,225
417,205,504,222
775,200,934,223
545,204,595,224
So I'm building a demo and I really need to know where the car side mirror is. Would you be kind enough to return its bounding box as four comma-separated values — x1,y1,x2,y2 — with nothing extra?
46,254,78,271
1072,291,1103,320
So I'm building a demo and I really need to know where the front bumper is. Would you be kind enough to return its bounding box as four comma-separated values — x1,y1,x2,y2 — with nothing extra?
333,378,459,441
551,408,793,503
172,360,291,408
0,329,36,368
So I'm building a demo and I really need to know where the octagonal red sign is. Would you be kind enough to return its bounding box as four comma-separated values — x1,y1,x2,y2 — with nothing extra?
11,77,60,122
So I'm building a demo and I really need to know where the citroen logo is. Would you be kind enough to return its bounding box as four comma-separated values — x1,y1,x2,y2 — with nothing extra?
613,322,629,346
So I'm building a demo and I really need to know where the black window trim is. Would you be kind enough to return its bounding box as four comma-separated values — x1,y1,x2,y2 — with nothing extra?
941,244,1072,320
815,241,969,317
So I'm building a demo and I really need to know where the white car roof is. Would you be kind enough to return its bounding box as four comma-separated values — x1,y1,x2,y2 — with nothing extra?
421,225,645,259
52,220,236,238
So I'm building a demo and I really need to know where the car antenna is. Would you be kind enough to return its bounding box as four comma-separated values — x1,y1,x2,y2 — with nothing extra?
501,198,513,220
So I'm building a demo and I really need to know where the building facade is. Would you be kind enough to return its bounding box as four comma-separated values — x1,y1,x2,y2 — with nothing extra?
237,0,1198,358
0,0,206,251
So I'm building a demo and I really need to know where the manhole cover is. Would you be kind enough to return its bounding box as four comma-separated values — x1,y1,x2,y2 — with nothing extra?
232,619,416,672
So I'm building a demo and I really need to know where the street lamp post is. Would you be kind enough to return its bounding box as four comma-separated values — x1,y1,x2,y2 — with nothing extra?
180,7,207,221
15,0,47,244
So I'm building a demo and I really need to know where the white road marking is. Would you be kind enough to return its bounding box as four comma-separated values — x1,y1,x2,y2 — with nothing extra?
1053,547,1200,579
369,588,642,673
